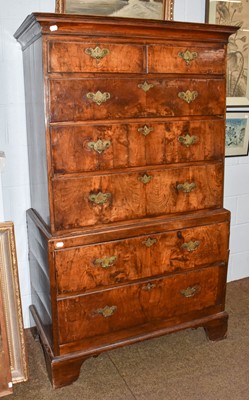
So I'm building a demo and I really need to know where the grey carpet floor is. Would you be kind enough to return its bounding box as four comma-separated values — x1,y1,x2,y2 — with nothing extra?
10,278,249,400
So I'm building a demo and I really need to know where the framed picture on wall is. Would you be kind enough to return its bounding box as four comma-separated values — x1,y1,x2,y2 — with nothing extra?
0,223,28,385
225,111,249,156
206,0,249,107
0,290,13,397
55,0,174,20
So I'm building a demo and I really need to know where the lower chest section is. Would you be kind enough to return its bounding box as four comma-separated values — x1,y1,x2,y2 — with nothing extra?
52,214,229,355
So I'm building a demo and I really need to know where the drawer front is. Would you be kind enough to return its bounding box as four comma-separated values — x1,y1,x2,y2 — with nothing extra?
148,45,226,74
55,221,229,294
49,78,225,122
48,41,145,73
57,265,226,344
52,163,223,231
51,119,225,174
48,42,225,75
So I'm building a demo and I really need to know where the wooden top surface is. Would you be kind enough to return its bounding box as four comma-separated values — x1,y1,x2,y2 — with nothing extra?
14,12,238,49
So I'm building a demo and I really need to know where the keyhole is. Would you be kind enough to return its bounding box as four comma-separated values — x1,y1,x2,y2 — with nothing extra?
177,231,183,239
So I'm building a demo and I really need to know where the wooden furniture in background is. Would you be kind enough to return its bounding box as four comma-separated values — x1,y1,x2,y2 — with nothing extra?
15,14,236,388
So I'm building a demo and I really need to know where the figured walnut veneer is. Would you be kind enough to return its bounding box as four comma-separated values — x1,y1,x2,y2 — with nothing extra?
14,13,237,388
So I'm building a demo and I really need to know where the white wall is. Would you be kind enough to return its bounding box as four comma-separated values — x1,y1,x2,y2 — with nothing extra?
174,0,206,22
0,0,55,328
0,0,249,328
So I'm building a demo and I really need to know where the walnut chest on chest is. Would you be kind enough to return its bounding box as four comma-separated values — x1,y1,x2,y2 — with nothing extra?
15,13,236,388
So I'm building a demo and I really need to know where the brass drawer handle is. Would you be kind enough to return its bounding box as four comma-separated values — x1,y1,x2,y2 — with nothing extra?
89,192,111,205
139,174,153,185
176,182,196,193
178,134,197,147
86,91,111,105
138,81,154,92
142,283,156,291
178,50,198,65
85,46,109,60
96,305,117,318
178,90,198,104
87,139,111,154
142,238,157,247
181,240,200,252
94,256,117,269
180,285,200,298
138,125,154,136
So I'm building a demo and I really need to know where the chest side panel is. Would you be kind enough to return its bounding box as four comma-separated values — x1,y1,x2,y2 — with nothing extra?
23,38,50,225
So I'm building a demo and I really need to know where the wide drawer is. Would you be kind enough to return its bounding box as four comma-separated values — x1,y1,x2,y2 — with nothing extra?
148,45,226,74
57,264,226,345
52,162,223,231
48,41,145,73
51,119,225,174
49,77,225,122
55,221,229,295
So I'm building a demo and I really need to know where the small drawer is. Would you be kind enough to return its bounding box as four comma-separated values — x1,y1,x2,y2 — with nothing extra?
49,77,225,123
57,264,226,345
148,45,226,74
51,119,225,174
52,162,223,232
55,221,229,294
48,41,145,73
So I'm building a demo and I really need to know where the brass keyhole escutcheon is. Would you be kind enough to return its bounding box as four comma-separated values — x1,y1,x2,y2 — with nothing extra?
139,174,153,185
142,238,157,247
138,125,154,137
138,81,154,92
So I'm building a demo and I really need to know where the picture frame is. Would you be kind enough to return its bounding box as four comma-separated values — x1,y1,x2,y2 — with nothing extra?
206,0,249,107
55,0,174,21
0,222,28,384
0,289,13,397
225,111,249,156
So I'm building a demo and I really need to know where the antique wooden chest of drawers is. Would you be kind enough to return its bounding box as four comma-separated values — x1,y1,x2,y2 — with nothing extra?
15,13,236,388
